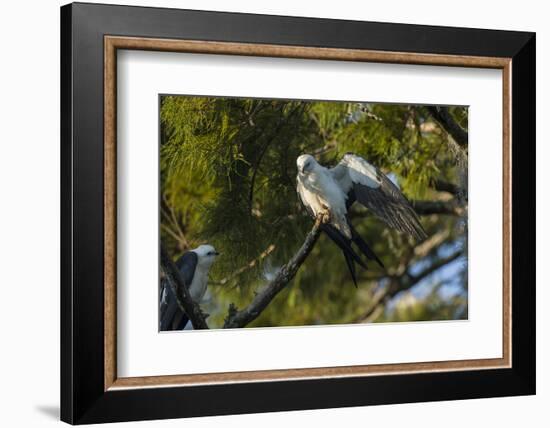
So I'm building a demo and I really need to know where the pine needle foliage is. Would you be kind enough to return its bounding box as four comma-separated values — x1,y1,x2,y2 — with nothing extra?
160,95,469,328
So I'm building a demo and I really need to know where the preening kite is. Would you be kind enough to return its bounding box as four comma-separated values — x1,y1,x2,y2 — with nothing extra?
159,244,219,330
296,152,427,285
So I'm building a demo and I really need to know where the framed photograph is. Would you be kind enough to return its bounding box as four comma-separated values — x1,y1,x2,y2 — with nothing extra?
61,2,535,424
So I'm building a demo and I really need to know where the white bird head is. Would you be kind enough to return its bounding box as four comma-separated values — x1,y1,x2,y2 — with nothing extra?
296,154,318,175
193,244,219,268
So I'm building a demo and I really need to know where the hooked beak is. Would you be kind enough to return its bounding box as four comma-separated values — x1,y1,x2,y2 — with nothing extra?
214,251,220,256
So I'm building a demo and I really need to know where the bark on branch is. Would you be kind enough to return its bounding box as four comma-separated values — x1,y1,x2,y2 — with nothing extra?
350,198,466,219
160,245,209,329
352,229,454,322
411,199,466,217
433,179,461,197
426,106,468,148
223,216,323,328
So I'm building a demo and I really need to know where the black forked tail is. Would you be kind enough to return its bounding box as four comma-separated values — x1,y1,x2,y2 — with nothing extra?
320,223,384,287
350,224,384,269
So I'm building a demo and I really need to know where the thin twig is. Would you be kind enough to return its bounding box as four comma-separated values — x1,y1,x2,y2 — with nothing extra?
160,223,188,248
212,244,277,285
161,194,190,249
349,198,466,218
312,141,338,157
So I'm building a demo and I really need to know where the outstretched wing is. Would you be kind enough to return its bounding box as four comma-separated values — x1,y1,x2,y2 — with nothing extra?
331,153,427,241
159,251,198,331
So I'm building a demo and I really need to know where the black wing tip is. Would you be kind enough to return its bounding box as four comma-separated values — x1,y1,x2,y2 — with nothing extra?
321,224,368,286
342,251,359,287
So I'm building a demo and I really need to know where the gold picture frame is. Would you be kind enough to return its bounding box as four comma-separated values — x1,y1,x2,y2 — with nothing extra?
104,36,512,391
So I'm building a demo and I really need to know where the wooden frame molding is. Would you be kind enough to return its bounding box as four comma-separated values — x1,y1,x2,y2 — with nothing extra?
104,35,512,391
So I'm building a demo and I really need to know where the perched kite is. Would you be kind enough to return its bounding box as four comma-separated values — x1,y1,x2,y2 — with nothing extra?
296,153,426,285
159,244,219,330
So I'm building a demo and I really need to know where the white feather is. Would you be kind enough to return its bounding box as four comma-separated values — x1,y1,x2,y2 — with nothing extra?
297,155,351,238
340,153,381,188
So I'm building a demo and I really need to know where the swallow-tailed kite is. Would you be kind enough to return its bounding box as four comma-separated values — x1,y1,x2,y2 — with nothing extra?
159,244,219,330
296,152,426,285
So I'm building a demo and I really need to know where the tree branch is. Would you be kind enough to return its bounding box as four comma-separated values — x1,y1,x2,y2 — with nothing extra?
356,249,463,323
224,216,323,328
312,140,337,156
413,229,451,258
426,106,468,148
433,179,461,196
407,250,463,286
349,198,466,219
411,199,466,216
160,245,209,329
